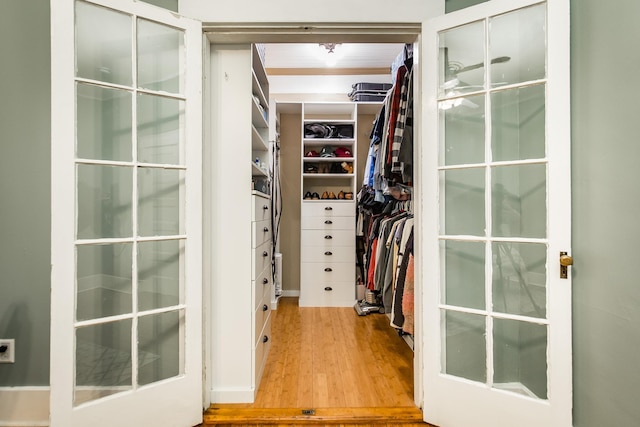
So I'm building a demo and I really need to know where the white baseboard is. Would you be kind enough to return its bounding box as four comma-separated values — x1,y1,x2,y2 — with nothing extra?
280,290,300,298
210,386,255,403
0,387,49,426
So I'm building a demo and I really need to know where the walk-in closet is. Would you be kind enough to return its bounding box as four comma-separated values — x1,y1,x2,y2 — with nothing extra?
208,40,419,410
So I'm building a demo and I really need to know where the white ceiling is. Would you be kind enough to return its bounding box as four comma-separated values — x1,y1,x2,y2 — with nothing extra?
263,43,406,69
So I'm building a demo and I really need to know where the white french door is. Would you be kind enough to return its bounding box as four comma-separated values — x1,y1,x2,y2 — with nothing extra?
421,0,571,426
50,1,202,426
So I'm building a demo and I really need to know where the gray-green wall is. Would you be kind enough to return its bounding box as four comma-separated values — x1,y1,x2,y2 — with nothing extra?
0,0,51,385
2,1,640,426
571,0,640,425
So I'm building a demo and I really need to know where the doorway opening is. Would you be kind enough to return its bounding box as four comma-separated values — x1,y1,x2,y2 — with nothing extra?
202,25,425,419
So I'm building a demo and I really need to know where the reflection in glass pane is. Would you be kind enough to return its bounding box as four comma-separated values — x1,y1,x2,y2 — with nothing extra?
442,240,485,310
442,168,485,236
492,242,546,318
138,311,183,385
77,83,132,162
138,167,184,237
77,165,133,239
137,94,184,165
439,20,485,97
138,240,184,311
75,1,132,85
492,164,546,238
77,243,133,321
490,4,546,87
443,310,486,383
493,318,548,399
492,85,545,162
138,19,184,94
441,94,485,166
75,320,132,406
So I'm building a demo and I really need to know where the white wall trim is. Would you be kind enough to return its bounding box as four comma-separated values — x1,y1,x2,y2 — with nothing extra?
280,290,300,298
210,386,255,404
0,387,49,427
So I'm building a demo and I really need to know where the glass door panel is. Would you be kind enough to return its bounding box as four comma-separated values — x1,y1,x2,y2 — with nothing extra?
437,0,549,399
72,0,189,408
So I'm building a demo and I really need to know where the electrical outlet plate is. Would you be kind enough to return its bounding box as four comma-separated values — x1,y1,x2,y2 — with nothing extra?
0,339,15,363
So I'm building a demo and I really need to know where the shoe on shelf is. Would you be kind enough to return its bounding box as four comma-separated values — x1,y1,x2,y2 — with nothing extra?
312,192,320,200
345,191,353,200
338,190,345,199
304,191,312,200
321,191,329,199
328,191,336,199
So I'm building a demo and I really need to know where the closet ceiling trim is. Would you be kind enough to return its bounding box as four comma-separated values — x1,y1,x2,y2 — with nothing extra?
204,23,420,43
265,67,390,76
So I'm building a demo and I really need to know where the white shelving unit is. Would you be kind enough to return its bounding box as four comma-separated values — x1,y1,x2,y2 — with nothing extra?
209,43,271,403
299,102,358,307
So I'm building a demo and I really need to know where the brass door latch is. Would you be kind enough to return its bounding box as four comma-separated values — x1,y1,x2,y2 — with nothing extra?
560,251,573,279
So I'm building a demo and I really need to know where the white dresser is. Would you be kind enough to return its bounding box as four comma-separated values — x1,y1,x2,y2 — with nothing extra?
299,201,356,307
252,192,272,384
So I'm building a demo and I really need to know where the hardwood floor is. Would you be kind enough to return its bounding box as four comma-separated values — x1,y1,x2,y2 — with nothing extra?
202,297,431,426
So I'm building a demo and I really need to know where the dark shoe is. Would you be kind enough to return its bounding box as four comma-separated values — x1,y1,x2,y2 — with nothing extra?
312,192,320,200
304,191,312,199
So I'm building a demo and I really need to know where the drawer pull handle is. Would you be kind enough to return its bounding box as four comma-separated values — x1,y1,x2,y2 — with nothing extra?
263,304,268,311
324,235,332,239
324,251,333,256
263,251,268,257
263,227,269,232
324,286,333,292
324,267,333,272
263,335,269,343
263,205,268,210
262,278,269,284
325,206,333,211
324,220,333,224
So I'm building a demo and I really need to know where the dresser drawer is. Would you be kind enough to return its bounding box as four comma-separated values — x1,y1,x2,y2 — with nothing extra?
301,245,355,263
252,219,271,248
252,195,271,221
301,261,354,281
299,281,355,307
301,229,354,247
254,315,271,385
301,201,355,218
252,240,271,277
301,215,354,231
254,292,271,346
253,267,271,306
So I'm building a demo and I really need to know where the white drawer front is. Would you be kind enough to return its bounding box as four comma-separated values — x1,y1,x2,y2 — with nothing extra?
301,201,355,218
252,195,271,221
254,291,271,347
301,245,355,263
301,261,354,282
252,240,271,278
301,230,354,247
299,281,356,307
252,219,271,248
301,215,354,231
254,317,271,389
253,267,271,306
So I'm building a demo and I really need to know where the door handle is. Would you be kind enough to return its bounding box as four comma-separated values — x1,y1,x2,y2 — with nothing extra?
325,220,333,224
560,252,573,279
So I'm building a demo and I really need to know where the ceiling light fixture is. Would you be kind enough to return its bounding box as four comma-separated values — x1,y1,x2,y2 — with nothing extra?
318,43,342,67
